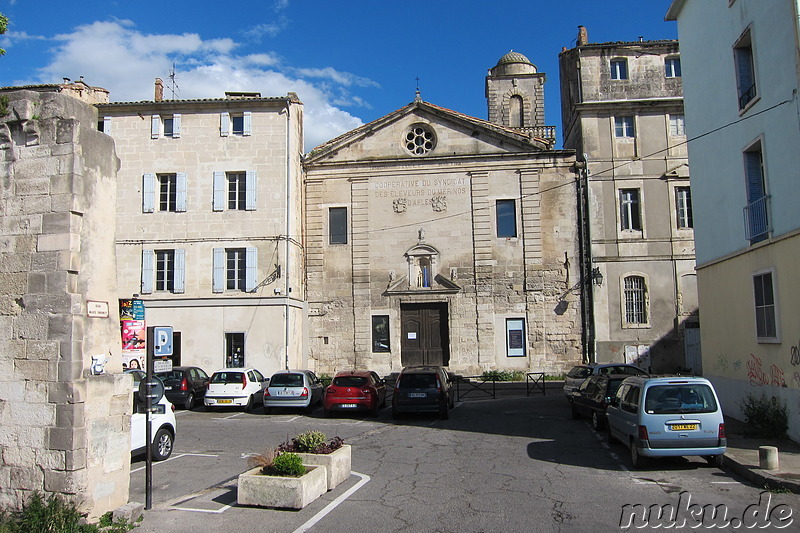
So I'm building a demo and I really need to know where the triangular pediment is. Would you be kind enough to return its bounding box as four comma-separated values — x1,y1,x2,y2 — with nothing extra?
663,163,690,179
305,100,550,164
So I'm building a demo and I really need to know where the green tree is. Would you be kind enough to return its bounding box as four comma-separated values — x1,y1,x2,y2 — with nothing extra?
0,13,8,56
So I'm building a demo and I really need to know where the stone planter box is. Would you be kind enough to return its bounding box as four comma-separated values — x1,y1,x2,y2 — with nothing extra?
237,464,327,509
297,444,351,490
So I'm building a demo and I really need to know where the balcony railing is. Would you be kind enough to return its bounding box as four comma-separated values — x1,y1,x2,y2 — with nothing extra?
743,195,771,243
517,126,557,144
738,83,757,110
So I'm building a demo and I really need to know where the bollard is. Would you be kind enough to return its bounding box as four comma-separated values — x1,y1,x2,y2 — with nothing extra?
758,445,779,470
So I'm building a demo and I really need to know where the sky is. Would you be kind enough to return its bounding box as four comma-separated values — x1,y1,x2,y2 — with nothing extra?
0,1,678,151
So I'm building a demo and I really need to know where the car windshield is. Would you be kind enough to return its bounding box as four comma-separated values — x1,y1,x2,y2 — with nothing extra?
270,373,304,387
567,366,592,379
210,372,244,384
644,384,718,414
399,374,438,389
333,376,368,387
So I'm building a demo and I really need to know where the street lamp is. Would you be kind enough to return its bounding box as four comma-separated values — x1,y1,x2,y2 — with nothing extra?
591,267,603,287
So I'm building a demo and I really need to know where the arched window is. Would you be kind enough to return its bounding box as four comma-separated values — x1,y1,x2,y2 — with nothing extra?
405,244,439,290
623,275,648,325
509,95,524,127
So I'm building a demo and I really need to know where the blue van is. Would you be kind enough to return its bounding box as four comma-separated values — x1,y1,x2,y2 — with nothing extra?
606,376,726,468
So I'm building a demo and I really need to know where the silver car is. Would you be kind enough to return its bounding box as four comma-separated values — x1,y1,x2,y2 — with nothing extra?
263,370,324,413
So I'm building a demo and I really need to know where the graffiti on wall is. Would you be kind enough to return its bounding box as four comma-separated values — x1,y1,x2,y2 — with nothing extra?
746,354,786,387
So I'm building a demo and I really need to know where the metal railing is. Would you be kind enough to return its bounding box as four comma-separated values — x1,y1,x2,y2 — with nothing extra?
743,195,771,242
453,373,548,401
526,372,546,396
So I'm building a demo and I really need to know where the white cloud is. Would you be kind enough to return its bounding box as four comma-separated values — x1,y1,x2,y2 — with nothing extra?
27,20,368,151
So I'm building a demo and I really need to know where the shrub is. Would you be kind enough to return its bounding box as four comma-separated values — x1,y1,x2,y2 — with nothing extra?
271,453,306,477
294,430,326,452
480,370,525,381
247,448,278,474
739,394,788,438
0,493,134,533
279,432,344,454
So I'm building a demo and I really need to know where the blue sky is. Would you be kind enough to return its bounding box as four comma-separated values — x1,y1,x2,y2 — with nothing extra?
0,0,677,150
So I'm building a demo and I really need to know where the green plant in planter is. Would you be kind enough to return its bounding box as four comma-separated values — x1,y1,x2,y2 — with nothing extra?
294,430,326,452
247,448,278,474
272,452,305,477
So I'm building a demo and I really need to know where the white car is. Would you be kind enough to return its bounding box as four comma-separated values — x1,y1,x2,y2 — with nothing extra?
204,368,269,412
129,376,176,461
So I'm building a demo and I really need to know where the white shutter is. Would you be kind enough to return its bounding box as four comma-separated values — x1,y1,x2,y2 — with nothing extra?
174,249,186,294
141,250,154,294
245,170,257,211
220,112,230,137
245,247,258,292
142,173,156,213
102,117,112,134
212,248,225,293
176,172,187,212
173,113,181,138
243,111,252,136
212,171,225,211
151,115,160,138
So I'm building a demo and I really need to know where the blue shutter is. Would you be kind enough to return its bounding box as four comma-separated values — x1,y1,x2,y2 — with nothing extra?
173,114,181,138
744,151,764,203
245,247,258,292
736,47,753,97
245,170,257,211
243,111,252,136
176,172,187,212
213,171,225,211
142,173,156,213
151,115,160,138
141,250,154,294
212,248,224,293
174,249,185,294
220,112,230,137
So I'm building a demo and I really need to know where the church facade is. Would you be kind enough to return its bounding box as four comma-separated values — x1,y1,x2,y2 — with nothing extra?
304,52,583,376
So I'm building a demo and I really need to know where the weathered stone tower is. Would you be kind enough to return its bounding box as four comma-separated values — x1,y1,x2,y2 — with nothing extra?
0,89,131,518
486,51,547,131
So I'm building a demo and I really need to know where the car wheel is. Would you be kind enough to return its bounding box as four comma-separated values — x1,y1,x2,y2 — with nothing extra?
369,403,379,417
571,404,580,420
183,393,194,411
152,428,173,461
244,395,254,413
440,402,449,420
591,411,602,430
630,440,646,469
705,454,724,468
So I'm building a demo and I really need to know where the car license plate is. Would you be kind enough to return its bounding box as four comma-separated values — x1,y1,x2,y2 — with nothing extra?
164,386,172,391
278,389,295,397
217,399,232,404
670,423,698,431
339,404,357,408
408,393,426,398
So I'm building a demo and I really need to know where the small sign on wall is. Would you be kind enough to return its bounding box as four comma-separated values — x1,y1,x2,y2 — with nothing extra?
506,318,526,357
407,332,417,340
87,300,109,318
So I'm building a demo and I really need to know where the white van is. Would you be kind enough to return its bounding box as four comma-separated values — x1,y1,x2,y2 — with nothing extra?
606,376,726,468
128,372,176,461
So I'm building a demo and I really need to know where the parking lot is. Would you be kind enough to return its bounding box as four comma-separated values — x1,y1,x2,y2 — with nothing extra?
130,386,796,532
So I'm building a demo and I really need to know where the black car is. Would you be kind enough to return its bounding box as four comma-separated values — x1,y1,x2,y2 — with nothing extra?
392,365,454,419
155,366,210,410
570,373,630,429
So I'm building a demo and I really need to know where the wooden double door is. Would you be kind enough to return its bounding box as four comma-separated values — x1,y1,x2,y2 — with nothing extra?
400,303,450,367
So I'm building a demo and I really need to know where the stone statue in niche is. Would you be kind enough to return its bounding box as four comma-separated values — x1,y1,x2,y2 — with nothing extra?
431,196,447,212
418,228,425,242
389,270,396,282
393,198,407,213
450,267,458,280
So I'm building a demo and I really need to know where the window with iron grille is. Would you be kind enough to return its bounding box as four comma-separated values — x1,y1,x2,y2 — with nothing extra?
753,271,777,340
158,174,177,212
624,276,648,325
619,189,642,231
676,186,693,229
155,250,175,292
227,172,246,210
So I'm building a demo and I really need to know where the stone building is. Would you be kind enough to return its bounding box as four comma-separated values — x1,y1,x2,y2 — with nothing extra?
559,29,698,372
97,86,306,375
0,87,131,517
304,52,582,377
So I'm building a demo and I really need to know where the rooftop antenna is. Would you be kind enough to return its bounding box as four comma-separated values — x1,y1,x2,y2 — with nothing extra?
168,63,180,100
414,76,422,102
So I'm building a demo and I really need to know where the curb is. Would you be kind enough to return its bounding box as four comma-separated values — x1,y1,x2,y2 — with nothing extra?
722,454,800,494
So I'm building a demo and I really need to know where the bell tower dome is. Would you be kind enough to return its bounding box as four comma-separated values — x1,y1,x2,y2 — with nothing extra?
485,50,546,130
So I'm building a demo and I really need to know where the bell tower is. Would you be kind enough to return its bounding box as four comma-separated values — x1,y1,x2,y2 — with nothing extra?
485,50,546,130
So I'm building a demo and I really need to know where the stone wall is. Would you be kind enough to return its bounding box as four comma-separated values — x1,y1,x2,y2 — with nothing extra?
0,90,130,518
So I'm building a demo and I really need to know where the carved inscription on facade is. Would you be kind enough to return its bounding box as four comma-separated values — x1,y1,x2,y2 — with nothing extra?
373,177,467,210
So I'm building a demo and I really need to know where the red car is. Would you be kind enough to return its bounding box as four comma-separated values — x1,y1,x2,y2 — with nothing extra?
323,370,387,417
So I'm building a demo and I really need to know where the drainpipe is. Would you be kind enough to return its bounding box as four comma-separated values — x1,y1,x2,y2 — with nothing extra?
284,99,292,370
577,153,596,363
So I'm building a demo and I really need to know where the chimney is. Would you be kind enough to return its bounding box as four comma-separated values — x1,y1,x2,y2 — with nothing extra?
577,25,589,47
155,78,164,102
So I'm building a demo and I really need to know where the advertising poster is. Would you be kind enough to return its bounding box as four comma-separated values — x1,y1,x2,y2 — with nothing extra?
120,298,146,369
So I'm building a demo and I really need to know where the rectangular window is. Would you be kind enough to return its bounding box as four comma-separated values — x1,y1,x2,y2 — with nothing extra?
675,186,693,229
619,189,642,231
163,117,174,137
665,57,682,78
753,271,777,339
231,114,245,135
158,174,177,212
225,332,245,368
213,247,256,293
669,114,685,137
610,58,628,80
329,207,348,244
624,276,648,325
220,111,251,137
155,250,175,292
371,315,390,353
506,318,526,357
743,145,769,243
734,32,757,110
227,172,246,210
496,199,517,238
226,249,246,291
614,116,635,138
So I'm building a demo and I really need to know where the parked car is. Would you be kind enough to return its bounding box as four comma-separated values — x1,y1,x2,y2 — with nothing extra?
204,368,268,412
323,370,387,417
392,365,453,419
263,370,325,413
563,363,647,400
130,384,176,461
570,374,629,429
156,366,210,410
606,375,727,468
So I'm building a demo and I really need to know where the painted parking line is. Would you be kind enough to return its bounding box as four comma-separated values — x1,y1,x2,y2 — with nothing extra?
130,453,219,474
292,472,371,533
